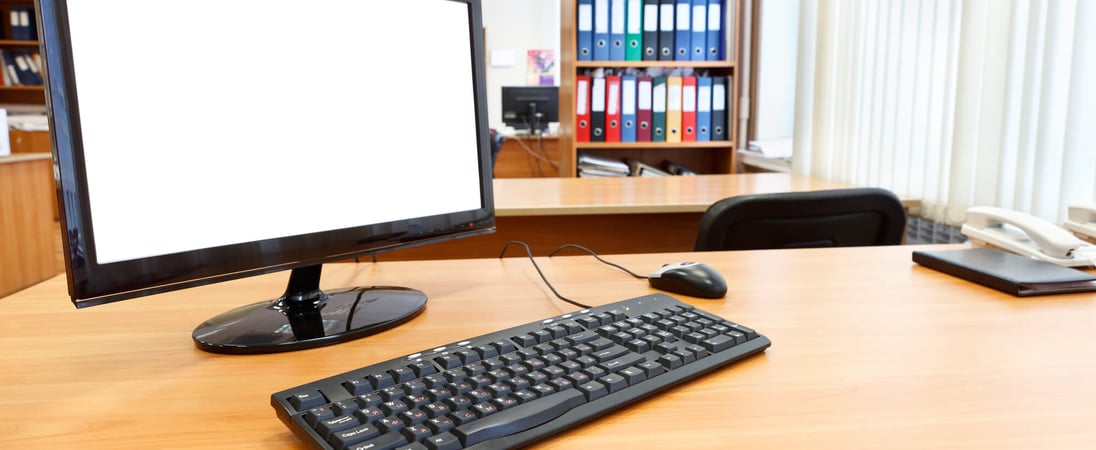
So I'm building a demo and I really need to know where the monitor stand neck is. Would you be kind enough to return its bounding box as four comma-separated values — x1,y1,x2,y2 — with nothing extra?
192,264,427,354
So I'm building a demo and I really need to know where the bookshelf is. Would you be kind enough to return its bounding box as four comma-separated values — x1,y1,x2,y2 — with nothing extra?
0,0,43,105
559,0,742,177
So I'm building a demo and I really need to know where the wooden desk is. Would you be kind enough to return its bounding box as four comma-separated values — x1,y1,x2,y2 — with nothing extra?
389,173,862,260
3,245,1095,448
0,153,62,298
493,135,561,178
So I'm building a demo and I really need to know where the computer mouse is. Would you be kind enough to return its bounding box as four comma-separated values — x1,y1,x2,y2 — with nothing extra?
647,262,727,299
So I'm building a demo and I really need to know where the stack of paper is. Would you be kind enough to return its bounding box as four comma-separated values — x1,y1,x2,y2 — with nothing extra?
577,152,629,177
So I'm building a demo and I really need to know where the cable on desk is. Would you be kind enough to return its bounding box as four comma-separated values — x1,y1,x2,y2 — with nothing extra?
548,243,649,280
498,241,592,309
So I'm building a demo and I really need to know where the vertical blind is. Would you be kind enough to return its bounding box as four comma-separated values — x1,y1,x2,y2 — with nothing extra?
792,0,1096,225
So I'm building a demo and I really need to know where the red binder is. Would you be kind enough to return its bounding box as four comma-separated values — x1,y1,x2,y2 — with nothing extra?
575,74,592,142
605,74,622,142
636,75,653,141
681,75,697,141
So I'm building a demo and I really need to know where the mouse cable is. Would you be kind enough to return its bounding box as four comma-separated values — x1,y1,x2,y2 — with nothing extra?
498,241,592,309
547,244,649,279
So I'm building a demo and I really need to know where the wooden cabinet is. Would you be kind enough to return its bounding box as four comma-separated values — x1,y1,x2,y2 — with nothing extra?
559,0,742,177
0,0,43,105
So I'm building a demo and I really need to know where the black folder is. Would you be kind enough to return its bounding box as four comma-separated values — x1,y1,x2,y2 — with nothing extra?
642,0,659,60
912,247,1096,297
658,0,674,60
590,76,607,142
710,76,727,140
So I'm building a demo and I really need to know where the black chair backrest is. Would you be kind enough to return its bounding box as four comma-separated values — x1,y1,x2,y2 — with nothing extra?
694,187,907,251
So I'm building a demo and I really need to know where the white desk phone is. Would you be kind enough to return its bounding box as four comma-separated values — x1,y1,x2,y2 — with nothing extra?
1064,204,1096,243
961,205,1096,267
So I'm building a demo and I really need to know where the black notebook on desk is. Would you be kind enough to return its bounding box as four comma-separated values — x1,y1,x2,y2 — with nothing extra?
912,247,1096,297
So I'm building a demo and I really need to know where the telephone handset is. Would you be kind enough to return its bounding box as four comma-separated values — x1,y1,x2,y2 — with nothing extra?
961,206,1096,267
1064,203,1096,243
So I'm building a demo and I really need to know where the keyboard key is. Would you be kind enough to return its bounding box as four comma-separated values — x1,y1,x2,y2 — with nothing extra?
287,390,326,411
577,381,608,401
316,415,360,439
402,423,433,442
423,431,461,450
343,378,372,396
390,367,416,383
329,423,380,449
600,373,627,393
619,367,647,385
303,406,334,426
347,432,407,450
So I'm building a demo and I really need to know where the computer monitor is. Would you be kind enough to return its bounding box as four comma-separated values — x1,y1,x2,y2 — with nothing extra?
501,86,559,133
39,0,495,354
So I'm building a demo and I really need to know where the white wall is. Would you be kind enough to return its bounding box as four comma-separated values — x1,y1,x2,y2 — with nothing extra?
481,0,560,131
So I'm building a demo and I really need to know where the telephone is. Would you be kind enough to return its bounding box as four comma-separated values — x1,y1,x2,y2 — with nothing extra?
1064,203,1096,243
961,206,1096,267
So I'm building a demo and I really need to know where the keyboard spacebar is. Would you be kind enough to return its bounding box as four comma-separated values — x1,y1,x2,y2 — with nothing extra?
454,389,586,447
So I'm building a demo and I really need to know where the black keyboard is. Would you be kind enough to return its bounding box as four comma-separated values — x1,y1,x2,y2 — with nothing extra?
271,293,771,449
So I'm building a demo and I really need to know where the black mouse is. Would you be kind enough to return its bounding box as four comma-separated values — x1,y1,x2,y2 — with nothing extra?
647,262,727,299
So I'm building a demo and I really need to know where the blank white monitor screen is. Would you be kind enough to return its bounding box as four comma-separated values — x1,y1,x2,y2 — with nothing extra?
65,0,483,264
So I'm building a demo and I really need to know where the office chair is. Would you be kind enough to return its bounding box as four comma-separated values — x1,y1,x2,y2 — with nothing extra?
694,187,907,251
489,129,505,170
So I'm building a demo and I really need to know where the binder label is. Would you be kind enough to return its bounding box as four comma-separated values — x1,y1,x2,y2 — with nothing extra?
713,82,726,110
683,85,696,111
596,1,610,33
607,83,620,115
698,84,711,112
676,3,690,30
708,4,721,30
578,4,593,30
653,82,667,112
592,78,607,112
623,80,636,114
660,4,674,31
692,5,706,32
577,80,589,115
628,0,642,33
644,4,658,31
638,80,652,109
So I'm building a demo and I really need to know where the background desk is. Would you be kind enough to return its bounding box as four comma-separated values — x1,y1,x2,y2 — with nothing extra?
3,245,1095,448
0,153,61,297
493,135,561,178
390,173,862,260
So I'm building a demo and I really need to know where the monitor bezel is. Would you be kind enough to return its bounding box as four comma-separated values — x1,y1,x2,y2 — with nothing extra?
39,0,496,308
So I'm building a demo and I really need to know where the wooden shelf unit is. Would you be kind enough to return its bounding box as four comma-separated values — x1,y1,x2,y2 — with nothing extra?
0,0,43,105
559,0,743,177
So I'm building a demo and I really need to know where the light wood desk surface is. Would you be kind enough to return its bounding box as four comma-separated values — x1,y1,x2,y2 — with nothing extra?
493,172,862,216
3,244,1095,448
393,173,887,260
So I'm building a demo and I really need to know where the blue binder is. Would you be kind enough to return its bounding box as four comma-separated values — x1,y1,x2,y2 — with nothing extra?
621,74,637,142
690,0,707,61
577,0,594,61
695,76,712,141
594,0,610,60
673,0,691,60
610,0,626,60
706,0,723,60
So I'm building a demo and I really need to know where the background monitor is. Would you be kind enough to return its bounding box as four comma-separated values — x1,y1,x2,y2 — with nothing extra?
39,0,495,354
501,86,559,133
